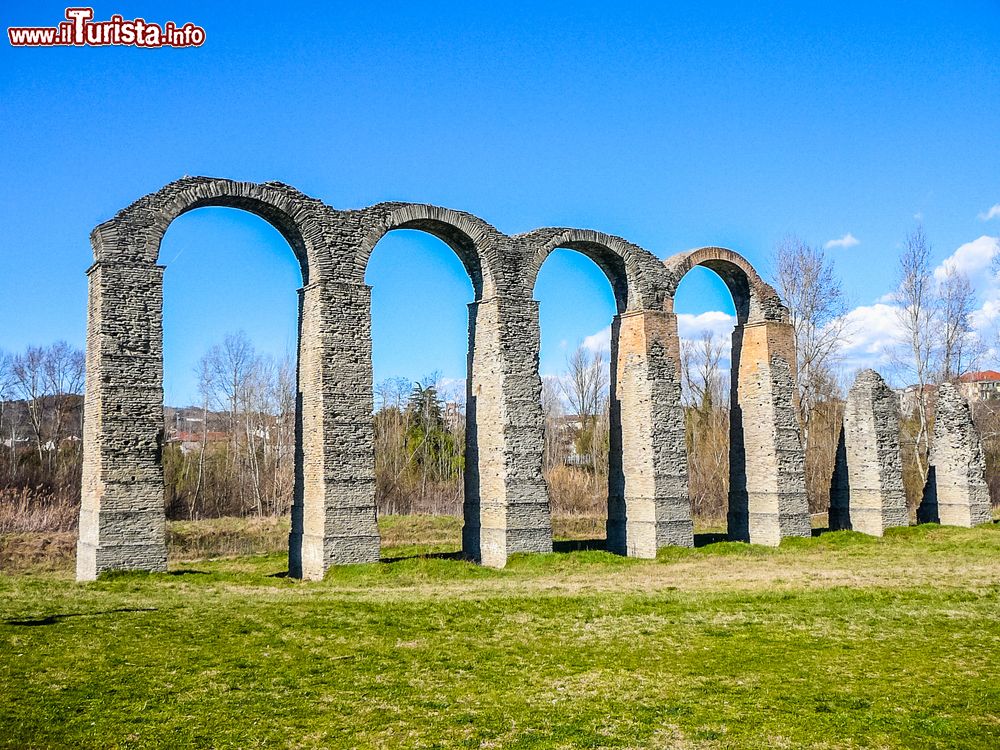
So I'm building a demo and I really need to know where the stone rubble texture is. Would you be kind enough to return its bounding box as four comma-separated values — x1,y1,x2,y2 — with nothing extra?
918,382,992,528
829,369,908,536
77,177,819,580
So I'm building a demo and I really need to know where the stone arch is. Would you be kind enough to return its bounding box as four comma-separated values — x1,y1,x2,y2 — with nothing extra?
662,246,809,546
518,229,691,557
89,176,336,284
77,177,335,580
662,246,787,324
519,227,669,313
354,204,507,299
285,202,552,574
352,206,500,569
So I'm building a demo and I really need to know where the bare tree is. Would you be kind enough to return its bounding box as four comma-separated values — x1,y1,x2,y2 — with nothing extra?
373,376,411,514
11,346,48,464
560,346,609,470
937,265,978,381
191,354,212,519
199,331,260,514
773,236,848,448
541,375,567,470
895,226,938,483
271,354,296,515
681,331,727,410
0,350,12,403
181,335,297,518
0,350,14,479
680,330,730,518
561,347,608,425
42,341,85,469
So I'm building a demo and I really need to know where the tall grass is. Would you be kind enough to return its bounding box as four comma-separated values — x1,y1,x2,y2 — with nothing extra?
0,487,77,534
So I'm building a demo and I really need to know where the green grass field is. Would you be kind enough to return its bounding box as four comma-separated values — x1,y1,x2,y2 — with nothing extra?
1,517,999,749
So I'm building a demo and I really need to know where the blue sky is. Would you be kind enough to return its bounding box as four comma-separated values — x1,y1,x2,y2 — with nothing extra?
1,2,998,404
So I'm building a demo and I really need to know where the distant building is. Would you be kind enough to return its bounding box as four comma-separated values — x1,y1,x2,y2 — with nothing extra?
896,383,937,416
958,370,1000,403
896,370,1000,414
166,430,228,455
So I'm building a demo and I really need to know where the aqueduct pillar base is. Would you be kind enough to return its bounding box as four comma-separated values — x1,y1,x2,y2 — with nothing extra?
77,261,168,581
728,320,810,546
607,310,693,558
918,382,992,528
463,297,553,568
829,369,908,536
289,281,381,579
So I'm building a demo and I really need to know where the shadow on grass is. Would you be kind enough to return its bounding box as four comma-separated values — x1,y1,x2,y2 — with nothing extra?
694,533,729,548
167,570,208,576
5,607,158,627
553,539,606,553
380,550,467,564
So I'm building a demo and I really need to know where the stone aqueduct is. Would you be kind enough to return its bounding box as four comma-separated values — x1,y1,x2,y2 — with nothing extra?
75,177,991,581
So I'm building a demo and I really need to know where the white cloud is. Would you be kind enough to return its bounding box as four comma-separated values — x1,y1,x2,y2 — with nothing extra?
677,311,737,342
581,325,611,353
837,303,904,372
978,204,1000,222
970,298,1000,333
823,232,859,250
932,235,1000,287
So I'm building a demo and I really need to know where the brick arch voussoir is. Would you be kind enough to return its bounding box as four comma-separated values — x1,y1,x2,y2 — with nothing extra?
662,246,788,324
89,176,336,285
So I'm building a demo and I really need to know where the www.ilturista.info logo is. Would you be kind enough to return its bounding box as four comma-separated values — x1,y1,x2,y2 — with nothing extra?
8,7,205,48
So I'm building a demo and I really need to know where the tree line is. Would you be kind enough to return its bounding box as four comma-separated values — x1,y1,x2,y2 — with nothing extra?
0,342,84,532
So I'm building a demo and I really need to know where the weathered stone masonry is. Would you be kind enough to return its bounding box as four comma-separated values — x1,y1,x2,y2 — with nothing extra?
663,248,811,546
918,382,992,528
77,176,815,581
829,369,908,536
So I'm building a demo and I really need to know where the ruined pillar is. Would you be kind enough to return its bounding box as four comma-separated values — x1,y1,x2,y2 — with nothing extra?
289,280,380,579
829,369,908,535
918,382,992,527
77,261,168,580
463,296,552,567
728,321,810,545
607,309,693,557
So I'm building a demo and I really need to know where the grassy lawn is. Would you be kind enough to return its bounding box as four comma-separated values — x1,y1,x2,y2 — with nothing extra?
1,517,998,748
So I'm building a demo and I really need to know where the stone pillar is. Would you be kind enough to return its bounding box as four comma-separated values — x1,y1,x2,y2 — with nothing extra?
607,310,692,557
918,382,992,527
728,321,810,545
463,297,552,567
829,369,908,535
289,281,380,579
77,261,168,580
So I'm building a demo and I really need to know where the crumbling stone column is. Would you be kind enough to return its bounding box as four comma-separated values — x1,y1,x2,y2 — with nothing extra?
829,369,908,535
289,280,380,579
918,382,992,527
607,309,693,557
728,321,810,545
77,261,168,580
464,296,552,567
